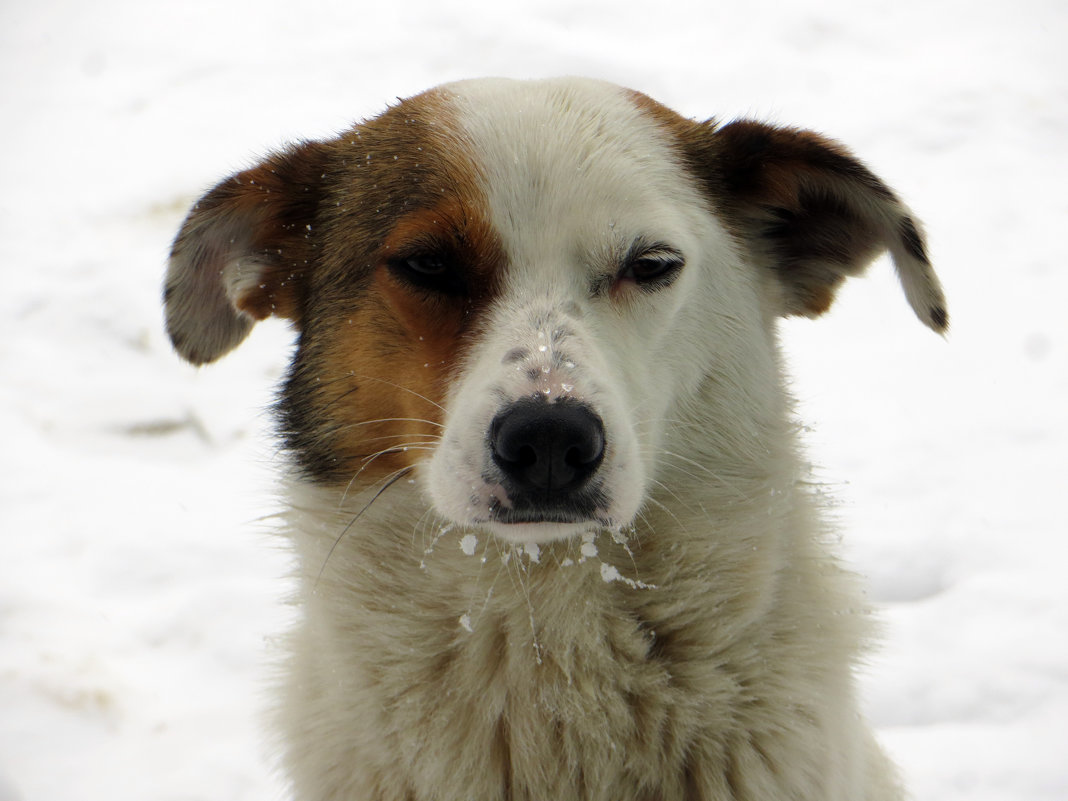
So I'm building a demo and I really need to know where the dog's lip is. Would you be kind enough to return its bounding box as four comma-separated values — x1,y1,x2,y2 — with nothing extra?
480,519,602,545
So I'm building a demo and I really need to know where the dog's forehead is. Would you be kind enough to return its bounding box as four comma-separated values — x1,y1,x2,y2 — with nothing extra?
434,78,700,265
440,77,674,165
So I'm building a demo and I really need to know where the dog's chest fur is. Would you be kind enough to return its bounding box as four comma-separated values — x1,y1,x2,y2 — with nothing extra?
281,480,877,801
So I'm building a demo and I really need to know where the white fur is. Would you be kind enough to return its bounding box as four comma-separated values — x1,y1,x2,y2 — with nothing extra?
427,78,771,546
274,79,906,800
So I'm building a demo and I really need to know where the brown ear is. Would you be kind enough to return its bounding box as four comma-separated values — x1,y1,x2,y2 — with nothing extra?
164,140,332,365
708,120,947,332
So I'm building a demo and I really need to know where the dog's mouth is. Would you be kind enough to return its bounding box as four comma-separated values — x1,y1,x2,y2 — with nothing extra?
479,517,607,545
486,489,609,524
456,480,617,545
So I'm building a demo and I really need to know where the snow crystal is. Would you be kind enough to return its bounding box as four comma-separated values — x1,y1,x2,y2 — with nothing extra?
600,562,622,583
599,562,656,590
459,533,478,556
419,524,453,571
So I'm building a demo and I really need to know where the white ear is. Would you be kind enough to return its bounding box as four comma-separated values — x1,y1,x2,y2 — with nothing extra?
164,141,330,365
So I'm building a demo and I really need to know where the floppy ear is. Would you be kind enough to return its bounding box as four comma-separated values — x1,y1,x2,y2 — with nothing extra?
708,120,947,332
164,141,332,365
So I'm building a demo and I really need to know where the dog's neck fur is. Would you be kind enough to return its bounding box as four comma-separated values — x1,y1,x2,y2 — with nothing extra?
276,379,888,801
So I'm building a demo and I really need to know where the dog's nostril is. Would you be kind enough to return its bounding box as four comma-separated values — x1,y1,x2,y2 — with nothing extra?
491,398,605,494
512,444,538,469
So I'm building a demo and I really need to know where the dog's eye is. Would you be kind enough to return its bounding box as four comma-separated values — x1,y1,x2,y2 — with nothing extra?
387,252,466,295
619,247,684,290
402,254,447,276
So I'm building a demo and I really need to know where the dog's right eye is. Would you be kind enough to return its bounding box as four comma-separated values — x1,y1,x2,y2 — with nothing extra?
387,252,466,295
400,254,448,277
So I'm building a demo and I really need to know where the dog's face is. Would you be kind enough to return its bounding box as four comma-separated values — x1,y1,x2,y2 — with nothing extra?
165,78,945,545
421,80,752,543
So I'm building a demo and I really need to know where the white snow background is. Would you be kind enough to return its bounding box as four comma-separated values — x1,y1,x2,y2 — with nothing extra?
1,1,1066,799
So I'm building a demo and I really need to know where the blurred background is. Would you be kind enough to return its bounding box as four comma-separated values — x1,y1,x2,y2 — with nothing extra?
1,1,1065,799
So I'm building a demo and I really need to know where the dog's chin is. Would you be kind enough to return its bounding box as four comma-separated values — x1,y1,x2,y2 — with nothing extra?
480,519,602,546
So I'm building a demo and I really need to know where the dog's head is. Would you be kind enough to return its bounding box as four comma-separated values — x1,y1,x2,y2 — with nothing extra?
165,78,945,545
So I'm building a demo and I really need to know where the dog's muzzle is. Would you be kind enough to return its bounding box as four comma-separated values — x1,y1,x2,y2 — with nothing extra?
488,397,606,524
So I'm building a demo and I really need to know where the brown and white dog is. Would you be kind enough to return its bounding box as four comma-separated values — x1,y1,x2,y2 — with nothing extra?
165,77,945,801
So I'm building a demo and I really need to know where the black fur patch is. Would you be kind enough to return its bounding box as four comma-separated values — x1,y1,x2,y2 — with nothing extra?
761,194,863,269
899,216,929,264
712,120,896,203
930,305,949,331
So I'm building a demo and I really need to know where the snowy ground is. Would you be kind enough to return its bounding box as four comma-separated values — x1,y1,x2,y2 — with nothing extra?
1,1,1065,799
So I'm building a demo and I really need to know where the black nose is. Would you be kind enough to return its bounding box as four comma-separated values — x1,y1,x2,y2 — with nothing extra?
490,398,605,497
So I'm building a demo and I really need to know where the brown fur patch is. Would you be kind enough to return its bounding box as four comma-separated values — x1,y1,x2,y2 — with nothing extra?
164,141,333,364
276,92,506,485
300,200,505,484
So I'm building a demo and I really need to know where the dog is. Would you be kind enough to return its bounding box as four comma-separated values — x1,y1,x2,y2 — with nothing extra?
165,77,946,800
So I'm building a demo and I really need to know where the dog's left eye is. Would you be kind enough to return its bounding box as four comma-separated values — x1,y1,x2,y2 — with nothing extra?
619,248,685,289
